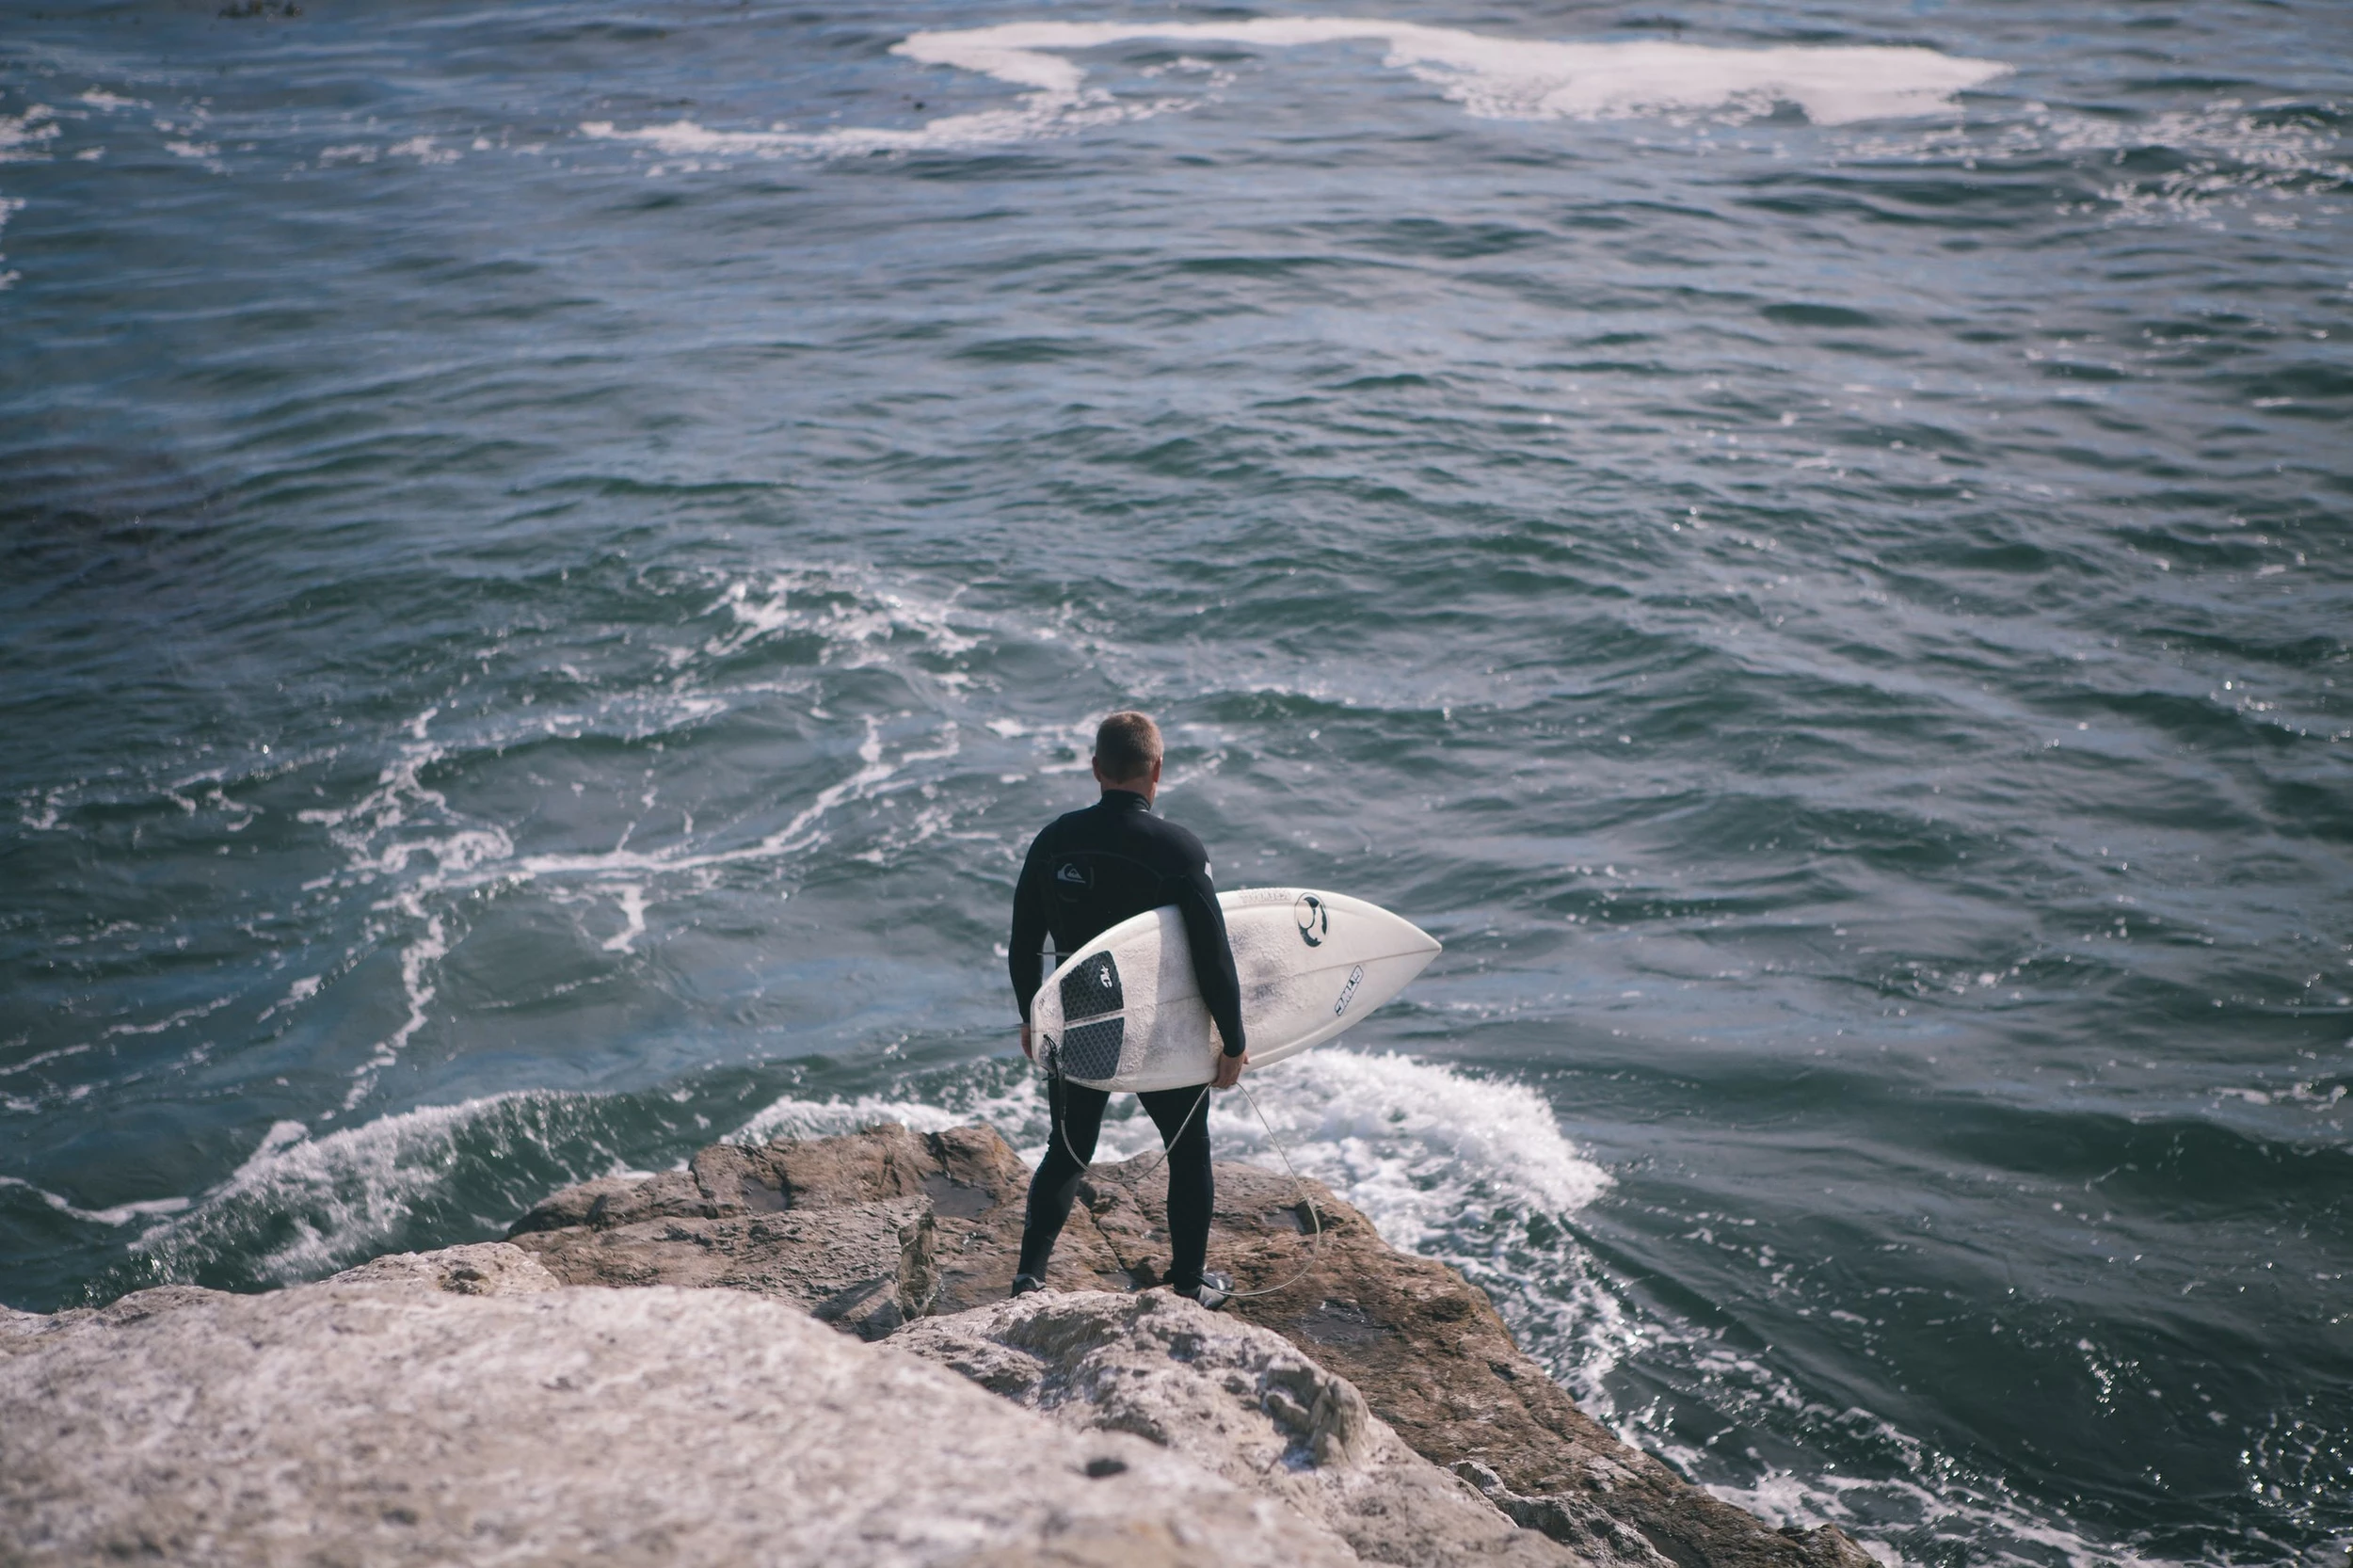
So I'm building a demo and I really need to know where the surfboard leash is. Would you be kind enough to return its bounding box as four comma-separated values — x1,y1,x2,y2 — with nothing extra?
1223,1080,1326,1303
1046,1064,1326,1305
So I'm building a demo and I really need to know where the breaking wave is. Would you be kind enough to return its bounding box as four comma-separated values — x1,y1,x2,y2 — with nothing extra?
582,16,2010,161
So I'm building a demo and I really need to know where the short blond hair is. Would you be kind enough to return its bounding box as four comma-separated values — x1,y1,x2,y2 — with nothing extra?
1094,711,1162,783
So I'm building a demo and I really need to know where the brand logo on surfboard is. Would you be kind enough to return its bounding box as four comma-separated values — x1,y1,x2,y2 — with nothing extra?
1294,894,1328,948
1332,964,1365,1016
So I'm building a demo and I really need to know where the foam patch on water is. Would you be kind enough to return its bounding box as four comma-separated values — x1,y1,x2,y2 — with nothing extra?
31,560,1079,1112
581,17,2009,162
0,1175,190,1227
732,1048,1608,1233
730,1048,1630,1381
731,1073,1048,1146
1839,99,2350,229
1204,1052,1646,1408
0,193,24,291
0,104,59,165
131,1094,628,1288
1203,1049,1609,1242
907,21,2011,127
1688,1440,2168,1568
1541,1251,2185,1567
283,566,1005,1108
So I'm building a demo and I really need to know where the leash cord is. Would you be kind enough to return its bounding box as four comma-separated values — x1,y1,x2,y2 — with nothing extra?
1223,1080,1325,1302
1045,1052,1324,1303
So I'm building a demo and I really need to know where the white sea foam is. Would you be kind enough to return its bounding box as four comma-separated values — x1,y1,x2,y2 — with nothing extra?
1548,1246,2170,1567
0,192,24,291
1202,1049,1609,1243
132,1095,612,1286
732,1048,1613,1290
1694,1448,2163,1568
256,974,323,1023
133,1108,457,1281
730,1050,1643,1406
289,567,1003,1106
583,19,2008,163
0,1043,90,1079
387,135,458,166
902,21,2011,127
599,884,648,952
1838,98,2349,228
0,104,58,165
0,1175,191,1227
731,1080,1043,1146
102,992,235,1038
342,907,447,1109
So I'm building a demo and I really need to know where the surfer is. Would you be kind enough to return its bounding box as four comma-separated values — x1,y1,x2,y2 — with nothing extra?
1008,711,1249,1307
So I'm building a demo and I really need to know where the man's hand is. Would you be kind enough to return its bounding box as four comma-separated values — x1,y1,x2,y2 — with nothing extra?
1212,1049,1248,1090
1020,1022,1034,1062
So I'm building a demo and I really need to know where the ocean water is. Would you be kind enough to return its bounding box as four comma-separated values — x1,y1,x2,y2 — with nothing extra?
2,1,2347,1561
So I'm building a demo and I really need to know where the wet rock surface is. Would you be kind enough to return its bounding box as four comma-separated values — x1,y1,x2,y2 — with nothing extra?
510,1122,1873,1568
1078,1154,1875,1568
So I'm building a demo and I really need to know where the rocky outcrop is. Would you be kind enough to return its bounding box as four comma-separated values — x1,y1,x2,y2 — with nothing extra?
893,1288,1578,1568
507,1122,1873,1568
1077,1153,1873,1568
0,1245,1364,1568
503,1123,1072,1336
319,1239,564,1297
0,1116,1874,1568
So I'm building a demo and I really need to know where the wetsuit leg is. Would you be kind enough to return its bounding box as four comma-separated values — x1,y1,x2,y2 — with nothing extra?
1016,1074,1110,1281
1138,1084,1214,1293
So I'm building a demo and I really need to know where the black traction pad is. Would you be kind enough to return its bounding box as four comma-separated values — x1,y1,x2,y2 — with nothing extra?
1060,952,1124,1021
1058,1016,1126,1080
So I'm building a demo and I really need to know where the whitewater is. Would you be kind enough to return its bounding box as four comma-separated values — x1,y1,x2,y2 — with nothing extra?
3,4,2347,1564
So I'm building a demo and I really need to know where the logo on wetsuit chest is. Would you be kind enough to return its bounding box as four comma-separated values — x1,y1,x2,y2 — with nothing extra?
1055,863,1092,889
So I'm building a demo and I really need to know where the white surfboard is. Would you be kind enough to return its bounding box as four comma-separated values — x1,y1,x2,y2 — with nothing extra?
1030,888,1441,1092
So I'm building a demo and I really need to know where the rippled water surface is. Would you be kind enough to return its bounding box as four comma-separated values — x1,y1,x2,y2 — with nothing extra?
4,2,2348,1562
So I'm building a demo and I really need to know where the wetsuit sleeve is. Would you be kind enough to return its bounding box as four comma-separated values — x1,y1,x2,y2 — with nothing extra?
1171,851,1247,1056
1009,830,1051,1022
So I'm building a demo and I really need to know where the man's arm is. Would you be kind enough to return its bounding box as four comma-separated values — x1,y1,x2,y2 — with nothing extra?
1170,847,1246,1060
1008,830,1051,1028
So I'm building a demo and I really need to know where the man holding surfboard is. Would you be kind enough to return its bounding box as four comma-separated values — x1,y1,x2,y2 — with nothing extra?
1008,711,1248,1307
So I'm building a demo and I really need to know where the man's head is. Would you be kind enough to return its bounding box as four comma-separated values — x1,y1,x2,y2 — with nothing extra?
1093,711,1163,798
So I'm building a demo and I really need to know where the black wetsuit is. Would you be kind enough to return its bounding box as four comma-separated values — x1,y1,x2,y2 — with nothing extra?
1009,789,1245,1292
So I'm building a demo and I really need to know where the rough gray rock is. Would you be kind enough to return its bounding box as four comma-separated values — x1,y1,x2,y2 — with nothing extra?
1074,1150,1880,1568
511,1191,937,1338
0,1272,1367,1568
508,1123,1137,1314
893,1289,1584,1568
319,1240,563,1297
508,1121,1876,1568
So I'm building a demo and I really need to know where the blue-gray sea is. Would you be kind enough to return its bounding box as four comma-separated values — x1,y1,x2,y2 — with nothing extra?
3,2,2347,1561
